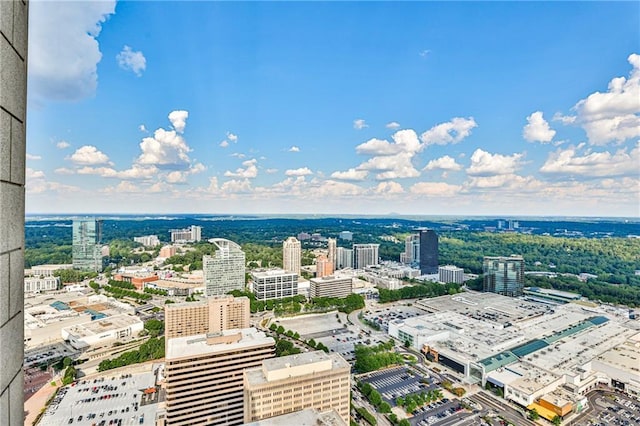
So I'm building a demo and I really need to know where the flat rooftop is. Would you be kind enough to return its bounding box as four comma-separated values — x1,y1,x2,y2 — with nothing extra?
251,269,295,278
245,351,349,386
166,328,274,360
63,314,143,338
595,332,640,374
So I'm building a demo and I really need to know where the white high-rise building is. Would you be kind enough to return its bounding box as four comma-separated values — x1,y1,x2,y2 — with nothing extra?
203,238,246,297
282,237,301,275
438,265,464,284
353,244,379,270
251,269,298,301
170,225,202,243
400,234,420,265
336,247,353,270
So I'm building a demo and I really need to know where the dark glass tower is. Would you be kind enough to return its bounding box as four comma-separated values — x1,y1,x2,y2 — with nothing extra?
419,229,438,274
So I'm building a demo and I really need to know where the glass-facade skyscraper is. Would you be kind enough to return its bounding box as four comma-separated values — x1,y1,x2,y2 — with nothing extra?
72,218,103,272
419,229,438,274
203,238,246,297
483,255,525,297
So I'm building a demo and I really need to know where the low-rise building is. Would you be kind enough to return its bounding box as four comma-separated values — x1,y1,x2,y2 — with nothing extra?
61,313,144,350
27,264,73,277
309,276,352,299
438,265,464,284
24,276,60,293
251,269,298,301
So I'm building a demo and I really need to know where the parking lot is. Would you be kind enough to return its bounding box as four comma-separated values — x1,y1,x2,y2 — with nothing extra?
360,366,437,404
411,399,465,426
37,370,159,425
363,305,424,332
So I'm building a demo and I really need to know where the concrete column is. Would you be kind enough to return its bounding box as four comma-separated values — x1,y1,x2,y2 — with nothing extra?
0,1,28,425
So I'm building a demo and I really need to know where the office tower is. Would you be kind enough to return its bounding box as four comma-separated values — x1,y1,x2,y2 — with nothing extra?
282,237,301,275
438,265,464,284
72,218,104,272
315,254,333,278
483,255,525,297
327,238,337,272
203,238,246,297
165,295,250,339
170,225,202,243
400,234,420,265
418,229,438,275
165,328,275,426
310,276,352,299
243,351,351,424
0,3,28,424
251,269,298,301
336,247,353,270
353,244,379,269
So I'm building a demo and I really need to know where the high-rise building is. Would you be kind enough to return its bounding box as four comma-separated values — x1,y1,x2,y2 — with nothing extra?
203,238,246,297
159,245,177,258
400,234,420,265
315,254,333,278
309,276,353,299
165,295,251,339
165,328,275,426
418,229,438,275
336,247,353,270
327,238,337,273
72,218,104,272
282,237,301,275
243,351,351,424
170,225,202,243
438,265,464,284
133,235,160,247
353,244,379,269
1,5,27,424
251,269,298,301
483,255,525,297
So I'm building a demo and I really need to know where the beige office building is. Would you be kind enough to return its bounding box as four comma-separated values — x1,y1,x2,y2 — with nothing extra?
165,328,275,426
164,295,250,339
282,236,301,275
309,276,353,299
243,351,351,424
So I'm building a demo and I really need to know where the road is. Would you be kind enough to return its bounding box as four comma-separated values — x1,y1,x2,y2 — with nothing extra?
470,392,535,426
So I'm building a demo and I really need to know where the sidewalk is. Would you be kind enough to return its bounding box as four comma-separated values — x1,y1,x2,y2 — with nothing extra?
23,378,60,426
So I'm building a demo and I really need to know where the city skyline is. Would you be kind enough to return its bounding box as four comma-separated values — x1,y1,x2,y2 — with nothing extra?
26,2,640,217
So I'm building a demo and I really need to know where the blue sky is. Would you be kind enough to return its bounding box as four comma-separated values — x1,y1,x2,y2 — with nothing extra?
26,1,640,216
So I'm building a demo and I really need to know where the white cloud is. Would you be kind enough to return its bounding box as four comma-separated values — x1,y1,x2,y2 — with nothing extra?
466,149,524,176
330,168,369,181
410,182,461,197
219,140,229,148
288,146,300,152
540,143,640,178
26,168,45,179
386,122,400,129
54,167,75,175
116,45,146,76
552,112,576,125
465,174,542,191
312,180,365,197
26,153,42,161
419,49,431,57
265,168,279,174
166,171,187,184
136,124,192,168
221,179,253,193
29,1,116,102
231,152,246,159
420,117,477,146
358,152,420,180
523,111,556,143
139,124,147,132
227,132,238,143
56,141,71,149
356,129,421,156
567,53,640,145
69,145,111,166
374,181,404,195
353,119,368,130
423,155,462,171
168,110,189,134
285,167,313,177
224,159,258,178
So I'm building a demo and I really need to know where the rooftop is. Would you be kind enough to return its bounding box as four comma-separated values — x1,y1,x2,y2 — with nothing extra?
166,328,274,360
63,314,143,338
245,351,349,386
243,409,346,426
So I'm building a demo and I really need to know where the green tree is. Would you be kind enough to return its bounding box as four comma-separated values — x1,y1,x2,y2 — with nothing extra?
528,409,540,420
552,415,562,426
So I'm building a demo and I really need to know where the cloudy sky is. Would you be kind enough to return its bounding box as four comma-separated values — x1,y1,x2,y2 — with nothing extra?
26,1,639,217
